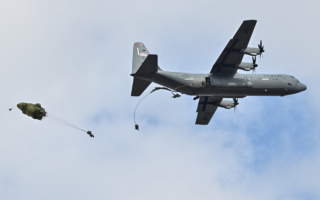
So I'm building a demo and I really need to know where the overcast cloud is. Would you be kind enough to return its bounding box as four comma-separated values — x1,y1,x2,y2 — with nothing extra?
0,0,319,199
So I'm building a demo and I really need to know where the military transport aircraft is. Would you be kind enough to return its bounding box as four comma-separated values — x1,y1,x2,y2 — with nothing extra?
130,20,307,125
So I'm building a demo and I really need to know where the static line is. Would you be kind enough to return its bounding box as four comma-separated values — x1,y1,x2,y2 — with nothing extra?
133,93,151,124
47,113,86,133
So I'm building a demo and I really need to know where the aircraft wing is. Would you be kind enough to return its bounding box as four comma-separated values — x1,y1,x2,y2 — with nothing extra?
210,20,257,74
196,97,222,125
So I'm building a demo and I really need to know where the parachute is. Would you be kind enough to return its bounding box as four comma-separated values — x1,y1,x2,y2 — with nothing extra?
17,102,47,120
14,102,94,138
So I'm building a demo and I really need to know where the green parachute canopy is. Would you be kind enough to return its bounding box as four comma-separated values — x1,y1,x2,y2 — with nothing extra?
17,102,47,120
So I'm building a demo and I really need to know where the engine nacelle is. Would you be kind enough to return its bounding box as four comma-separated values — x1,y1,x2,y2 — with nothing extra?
234,62,256,71
240,47,260,56
215,100,236,109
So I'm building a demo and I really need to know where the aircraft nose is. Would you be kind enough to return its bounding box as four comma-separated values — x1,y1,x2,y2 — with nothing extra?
300,83,307,91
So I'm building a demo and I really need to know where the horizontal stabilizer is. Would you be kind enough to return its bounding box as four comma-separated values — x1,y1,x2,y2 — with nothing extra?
131,78,152,96
135,54,158,75
131,43,157,96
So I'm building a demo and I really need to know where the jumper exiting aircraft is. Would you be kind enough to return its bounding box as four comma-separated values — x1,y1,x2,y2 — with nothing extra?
130,20,307,125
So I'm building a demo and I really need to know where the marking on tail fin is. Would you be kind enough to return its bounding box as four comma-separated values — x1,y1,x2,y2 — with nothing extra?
137,48,139,55
140,53,147,57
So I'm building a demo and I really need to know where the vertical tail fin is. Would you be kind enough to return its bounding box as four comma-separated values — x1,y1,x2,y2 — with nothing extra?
132,42,150,73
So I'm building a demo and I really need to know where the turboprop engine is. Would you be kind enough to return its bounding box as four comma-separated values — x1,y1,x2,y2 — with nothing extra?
240,40,265,58
234,57,258,72
240,47,260,56
234,62,256,71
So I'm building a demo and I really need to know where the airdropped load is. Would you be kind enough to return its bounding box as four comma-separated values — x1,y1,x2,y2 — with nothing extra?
14,102,94,138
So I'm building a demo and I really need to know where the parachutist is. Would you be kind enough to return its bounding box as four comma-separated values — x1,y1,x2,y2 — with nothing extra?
200,81,205,88
135,124,139,131
87,131,94,138
9,108,12,111
172,93,181,98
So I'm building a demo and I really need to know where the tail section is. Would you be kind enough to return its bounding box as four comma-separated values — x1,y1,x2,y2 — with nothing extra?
131,42,158,96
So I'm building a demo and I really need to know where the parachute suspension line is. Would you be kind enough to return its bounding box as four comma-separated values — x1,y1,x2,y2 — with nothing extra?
45,113,94,138
133,87,181,131
133,93,152,131
46,113,86,132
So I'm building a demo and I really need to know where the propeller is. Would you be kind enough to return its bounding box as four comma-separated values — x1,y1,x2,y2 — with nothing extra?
258,40,265,58
233,98,239,113
252,56,258,73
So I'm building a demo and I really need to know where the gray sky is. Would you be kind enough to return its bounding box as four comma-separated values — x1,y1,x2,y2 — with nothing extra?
1,0,319,199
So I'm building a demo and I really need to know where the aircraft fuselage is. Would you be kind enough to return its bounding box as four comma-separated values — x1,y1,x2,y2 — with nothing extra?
148,71,307,98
